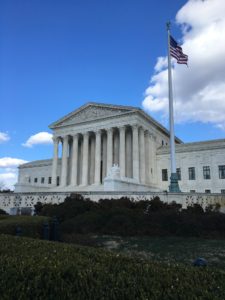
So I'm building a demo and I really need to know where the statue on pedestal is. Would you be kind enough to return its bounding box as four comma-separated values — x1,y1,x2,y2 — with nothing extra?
106,164,121,179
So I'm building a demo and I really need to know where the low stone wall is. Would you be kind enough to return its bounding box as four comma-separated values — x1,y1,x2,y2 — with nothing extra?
0,191,225,214
0,192,70,214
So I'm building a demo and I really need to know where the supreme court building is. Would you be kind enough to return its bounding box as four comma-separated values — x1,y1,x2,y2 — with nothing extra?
15,102,225,194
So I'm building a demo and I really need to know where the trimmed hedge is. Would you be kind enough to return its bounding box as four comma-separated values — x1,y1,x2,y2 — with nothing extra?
0,234,225,299
0,216,49,239
38,195,225,238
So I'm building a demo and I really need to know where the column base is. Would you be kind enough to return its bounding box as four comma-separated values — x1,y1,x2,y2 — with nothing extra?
169,173,181,193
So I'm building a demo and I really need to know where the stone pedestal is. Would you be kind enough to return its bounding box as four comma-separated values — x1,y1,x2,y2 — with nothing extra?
169,173,181,192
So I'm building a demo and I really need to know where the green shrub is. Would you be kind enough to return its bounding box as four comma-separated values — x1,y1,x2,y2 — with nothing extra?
186,203,205,214
38,195,225,239
0,208,8,215
0,216,49,239
61,210,107,234
41,194,96,221
34,201,44,215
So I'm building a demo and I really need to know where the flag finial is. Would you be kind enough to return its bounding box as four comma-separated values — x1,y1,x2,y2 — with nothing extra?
166,21,171,31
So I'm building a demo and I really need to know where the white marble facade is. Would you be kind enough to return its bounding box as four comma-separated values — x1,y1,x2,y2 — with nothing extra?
15,102,225,193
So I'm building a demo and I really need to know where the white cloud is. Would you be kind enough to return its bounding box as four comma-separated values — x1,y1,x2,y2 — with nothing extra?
0,157,28,190
0,172,17,190
0,132,10,143
154,57,168,73
0,157,28,168
142,0,225,130
22,131,53,148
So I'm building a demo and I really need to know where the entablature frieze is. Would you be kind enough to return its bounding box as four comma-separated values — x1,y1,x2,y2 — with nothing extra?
52,114,142,137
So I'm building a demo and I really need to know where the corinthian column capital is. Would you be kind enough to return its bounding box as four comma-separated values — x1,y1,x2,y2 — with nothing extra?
60,135,69,146
106,127,113,134
119,125,126,132
95,129,102,136
52,136,59,144
132,124,139,131
72,133,79,139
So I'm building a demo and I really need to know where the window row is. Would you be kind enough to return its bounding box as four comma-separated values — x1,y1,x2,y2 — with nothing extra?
29,176,60,186
162,165,225,181
191,189,225,194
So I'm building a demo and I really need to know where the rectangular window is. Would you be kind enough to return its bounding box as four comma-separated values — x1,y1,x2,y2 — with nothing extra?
190,190,196,193
28,177,31,183
48,177,52,184
219,165,225,179
57,176,60,186
162,169,168,181
205,189,211,193
41,177,45,184
221,190,225,194
188,167,195,180
203,166,210,179
34,178,38,183
176,168,181,181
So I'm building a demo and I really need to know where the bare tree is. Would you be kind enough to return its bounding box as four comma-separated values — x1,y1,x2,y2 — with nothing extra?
0,181,5,191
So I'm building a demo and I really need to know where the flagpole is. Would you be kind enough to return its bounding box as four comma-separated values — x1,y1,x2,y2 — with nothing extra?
166,22,180,193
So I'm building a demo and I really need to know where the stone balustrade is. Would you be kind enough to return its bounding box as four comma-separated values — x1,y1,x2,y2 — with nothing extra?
1,191,225,215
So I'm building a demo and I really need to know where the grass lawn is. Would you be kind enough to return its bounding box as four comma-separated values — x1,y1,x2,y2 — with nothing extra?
65,235,225,270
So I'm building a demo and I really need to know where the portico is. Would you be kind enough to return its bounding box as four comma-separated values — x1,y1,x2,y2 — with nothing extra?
51,124,152,189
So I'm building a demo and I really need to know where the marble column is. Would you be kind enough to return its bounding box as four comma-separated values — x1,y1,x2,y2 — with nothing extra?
139,127,146,184
102,133,107,179
147,133,156,184
151,135,157,184
82,132,89,185
119,126,126,177
94,130,101,184
144,131,150,184
70,134,78,186
77,138,83,185
113,130,119,165
61,135,69,186
89,135,95,184
51,137,59,186
107,128,113,175
126,128,132,178
132,125,140,182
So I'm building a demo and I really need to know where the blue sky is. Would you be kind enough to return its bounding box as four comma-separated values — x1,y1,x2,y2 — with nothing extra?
0,0,224,189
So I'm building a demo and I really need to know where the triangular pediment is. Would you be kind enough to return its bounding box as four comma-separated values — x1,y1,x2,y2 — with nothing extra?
49,102,137,128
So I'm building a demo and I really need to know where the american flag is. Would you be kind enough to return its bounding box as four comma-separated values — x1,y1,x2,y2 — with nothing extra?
170,35,188,65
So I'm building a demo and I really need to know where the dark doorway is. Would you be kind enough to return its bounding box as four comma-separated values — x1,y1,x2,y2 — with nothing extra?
100,160,103,183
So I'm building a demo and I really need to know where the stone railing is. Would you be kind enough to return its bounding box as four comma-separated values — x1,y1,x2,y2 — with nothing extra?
0,191,225,214
0,192,70,214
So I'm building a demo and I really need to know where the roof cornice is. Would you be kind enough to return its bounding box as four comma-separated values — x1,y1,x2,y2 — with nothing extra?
157,139,225,155
19,159,53,169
